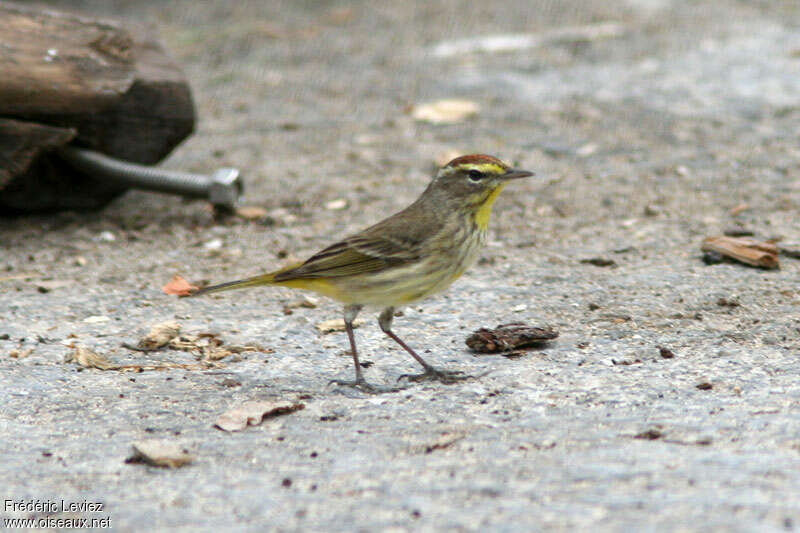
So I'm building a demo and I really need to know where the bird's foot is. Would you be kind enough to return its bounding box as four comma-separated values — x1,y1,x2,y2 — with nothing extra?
329,377,405,394
398,367,475,384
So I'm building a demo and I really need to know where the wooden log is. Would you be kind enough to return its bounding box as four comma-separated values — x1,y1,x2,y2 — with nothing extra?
0,1,195,213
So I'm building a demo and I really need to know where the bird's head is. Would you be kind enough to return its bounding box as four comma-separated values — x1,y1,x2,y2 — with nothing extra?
429,154,534,228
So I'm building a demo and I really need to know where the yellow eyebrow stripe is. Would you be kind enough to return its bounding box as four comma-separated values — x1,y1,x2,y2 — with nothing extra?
458,163,507,174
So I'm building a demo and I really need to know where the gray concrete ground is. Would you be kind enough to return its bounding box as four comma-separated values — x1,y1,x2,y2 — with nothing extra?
2,0,799,531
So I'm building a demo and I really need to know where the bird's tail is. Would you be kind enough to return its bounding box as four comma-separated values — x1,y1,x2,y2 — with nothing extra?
189,260,306,296
191,272,278,296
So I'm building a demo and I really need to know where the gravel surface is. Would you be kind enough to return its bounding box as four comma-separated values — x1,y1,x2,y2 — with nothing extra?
2,1,799,531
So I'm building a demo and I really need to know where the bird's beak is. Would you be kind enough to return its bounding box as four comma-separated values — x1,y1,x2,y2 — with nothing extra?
501,168,534,180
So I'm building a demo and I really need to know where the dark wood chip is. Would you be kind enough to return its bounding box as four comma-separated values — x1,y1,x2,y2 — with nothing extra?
658,346,676,359
635,428,663,440
580,257,617,267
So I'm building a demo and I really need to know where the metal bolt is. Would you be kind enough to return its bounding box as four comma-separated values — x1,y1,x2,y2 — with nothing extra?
57,146,244,211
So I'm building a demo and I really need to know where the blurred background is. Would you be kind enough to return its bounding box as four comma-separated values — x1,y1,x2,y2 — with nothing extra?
6,0,798,283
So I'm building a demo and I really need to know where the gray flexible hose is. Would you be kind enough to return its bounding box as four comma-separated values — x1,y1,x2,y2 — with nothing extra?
58,146,243,209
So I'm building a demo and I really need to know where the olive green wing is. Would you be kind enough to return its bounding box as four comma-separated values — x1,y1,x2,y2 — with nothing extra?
273,235,421,281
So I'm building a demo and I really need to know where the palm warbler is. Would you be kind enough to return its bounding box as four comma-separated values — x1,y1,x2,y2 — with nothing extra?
192,154,533,392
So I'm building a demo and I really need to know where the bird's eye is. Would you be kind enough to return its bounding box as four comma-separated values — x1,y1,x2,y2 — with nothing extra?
468,169,483,182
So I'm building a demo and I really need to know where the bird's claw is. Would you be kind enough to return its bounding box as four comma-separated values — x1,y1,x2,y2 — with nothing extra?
328,378,404,394
398,367,474,384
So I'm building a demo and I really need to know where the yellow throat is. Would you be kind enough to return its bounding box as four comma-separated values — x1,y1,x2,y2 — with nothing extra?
473,184,506,230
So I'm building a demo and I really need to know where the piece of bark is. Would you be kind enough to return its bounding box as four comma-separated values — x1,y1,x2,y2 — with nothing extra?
215,401,306,432
466,323,559,353
701,236,779,269
0,1,194,213
127,440,193,468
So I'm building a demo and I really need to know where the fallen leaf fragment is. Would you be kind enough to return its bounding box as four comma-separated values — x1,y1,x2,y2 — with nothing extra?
235,205,269,220
466,323,559,353
215,401,305,432
168,333,263,361
162,275,198,296
125,325,266,363
126,440,193,468
66,346,117,370
135,321,181,351
316,318,365,333
285,296,318,310
411,99,479,124
701,236,779,269
8,348,33,359
72,344,217,372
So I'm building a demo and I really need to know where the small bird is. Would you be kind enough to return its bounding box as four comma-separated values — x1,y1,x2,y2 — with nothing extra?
191,154,534,392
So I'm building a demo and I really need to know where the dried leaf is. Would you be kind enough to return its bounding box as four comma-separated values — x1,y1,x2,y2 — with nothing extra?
701,236,779,269
411,99,479,124
162,275,198,296
315,318,365,334
127,440,192,468
215,401,305,432
466,323,558,353
8,348,33,359
227,344,270,354
235,206,268,220
66,346,117,370
137,330,264,362
166,334,204,352
168,333,223,360
204,346,233,361
285,296,318,310
135,321,181,351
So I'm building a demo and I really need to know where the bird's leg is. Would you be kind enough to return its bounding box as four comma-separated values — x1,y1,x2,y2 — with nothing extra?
329,304,401,394
378,307,473,384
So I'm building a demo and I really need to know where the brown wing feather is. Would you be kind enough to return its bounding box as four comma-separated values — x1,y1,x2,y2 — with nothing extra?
274,194,438,281
273,235,420,280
